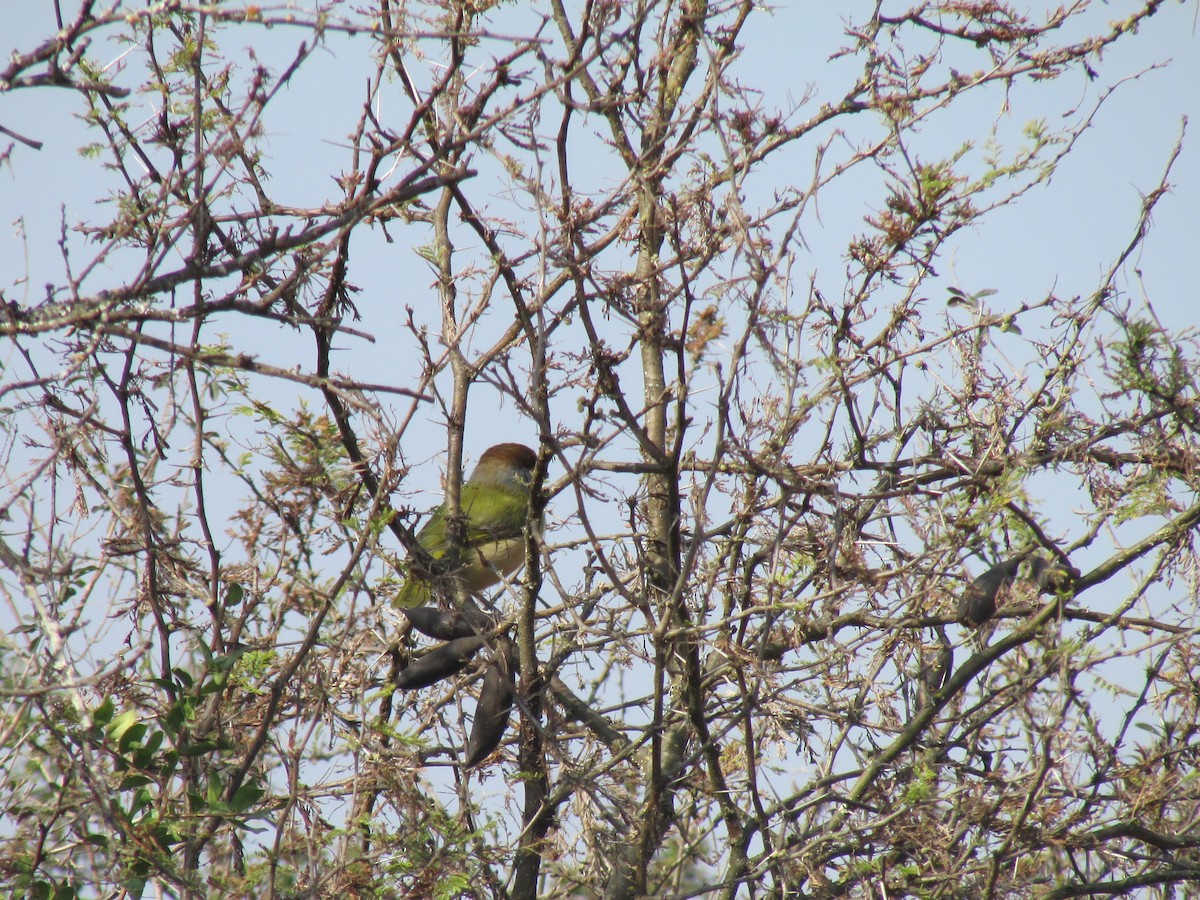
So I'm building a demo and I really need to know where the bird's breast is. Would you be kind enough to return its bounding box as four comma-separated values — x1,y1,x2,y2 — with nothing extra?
461,537,527,591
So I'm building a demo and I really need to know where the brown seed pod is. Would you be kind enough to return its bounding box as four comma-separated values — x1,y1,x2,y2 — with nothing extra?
395,636,484,690
402,606,479,641
464,637,515,767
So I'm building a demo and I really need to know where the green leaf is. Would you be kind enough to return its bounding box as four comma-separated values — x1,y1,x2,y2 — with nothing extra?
179,740,221,757
143,729,165,755
129,787,153,816
159,750,180,779
997,317,1022,335
207,772,223,806
118,774,154,790
119,723,149,754
164,697,195,733
91,697,115,728
436,874,473,900
209,649,246,672
230,783,264,813
108,709,139,743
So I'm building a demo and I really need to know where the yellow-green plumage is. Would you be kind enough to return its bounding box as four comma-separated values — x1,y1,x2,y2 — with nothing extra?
394,443,537,608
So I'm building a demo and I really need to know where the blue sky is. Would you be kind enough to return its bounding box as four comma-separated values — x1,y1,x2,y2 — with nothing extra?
3,1,1196,653
3,0,1198,804
4,9,1200,891
4,1,1195,589
5,3,1195,350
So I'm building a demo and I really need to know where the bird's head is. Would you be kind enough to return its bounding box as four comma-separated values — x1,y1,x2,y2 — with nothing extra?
469,442,538,491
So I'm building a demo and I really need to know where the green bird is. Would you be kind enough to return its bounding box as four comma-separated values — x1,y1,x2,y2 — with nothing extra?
394,442,538,608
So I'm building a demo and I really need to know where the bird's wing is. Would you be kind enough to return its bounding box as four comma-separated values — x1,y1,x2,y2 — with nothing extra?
460,482,527,545
408,485,525,561
394,483,527,607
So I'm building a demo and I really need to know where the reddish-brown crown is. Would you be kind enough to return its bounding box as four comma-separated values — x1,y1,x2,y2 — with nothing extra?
477,442,537,472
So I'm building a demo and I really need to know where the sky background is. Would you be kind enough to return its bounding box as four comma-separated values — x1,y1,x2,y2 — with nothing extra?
3,0,1197,689
3,0,1199,833
4,2,1196,372
3,5,1196,592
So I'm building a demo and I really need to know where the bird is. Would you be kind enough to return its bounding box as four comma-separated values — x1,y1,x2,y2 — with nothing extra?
956,556,1024,627
394,443,539,608
1028,554,1075,594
